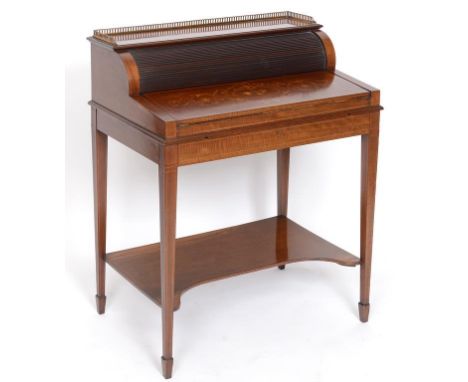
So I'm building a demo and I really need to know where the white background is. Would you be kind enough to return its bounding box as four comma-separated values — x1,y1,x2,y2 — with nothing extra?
1,0,468,381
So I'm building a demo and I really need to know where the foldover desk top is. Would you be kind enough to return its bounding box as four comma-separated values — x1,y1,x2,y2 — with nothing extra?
140,71,374,136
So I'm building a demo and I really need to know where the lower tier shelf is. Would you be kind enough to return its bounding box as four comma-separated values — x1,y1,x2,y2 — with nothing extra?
106,216,360,310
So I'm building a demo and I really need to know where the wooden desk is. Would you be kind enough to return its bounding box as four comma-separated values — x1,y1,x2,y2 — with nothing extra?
89,12,382,379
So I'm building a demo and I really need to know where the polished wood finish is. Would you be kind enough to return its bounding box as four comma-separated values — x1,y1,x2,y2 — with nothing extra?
277,148,290,270
120,52,140,96
91,106,108,314
95,106,161,163
177,112,372,165
359,109,380,322
334,70,379,93
89,13,382,378
90,43,171,136
315,30,336,71
277,148,290,217
106,216,360,309
158,145,178,379
141,71,369,135
89,13,337,139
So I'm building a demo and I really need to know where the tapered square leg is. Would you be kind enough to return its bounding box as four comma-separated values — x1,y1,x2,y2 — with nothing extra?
277,148,290,270
277,148,290,217
92,107,108,314
359,114,379,323
159,146,178,378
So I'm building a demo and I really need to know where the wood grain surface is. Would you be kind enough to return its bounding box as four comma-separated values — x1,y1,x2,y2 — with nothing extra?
90,15,382,378
142,71,369,124
106,217,360,311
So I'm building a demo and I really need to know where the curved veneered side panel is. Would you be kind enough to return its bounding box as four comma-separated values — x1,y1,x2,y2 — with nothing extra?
119,52,140,96
90,43,169,136
315,30,336,71
127,31,330,93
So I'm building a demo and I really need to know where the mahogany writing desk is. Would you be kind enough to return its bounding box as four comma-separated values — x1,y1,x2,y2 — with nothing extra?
89,12,382,378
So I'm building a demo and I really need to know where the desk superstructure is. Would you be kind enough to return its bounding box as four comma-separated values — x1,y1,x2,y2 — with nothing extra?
89,12,382,378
